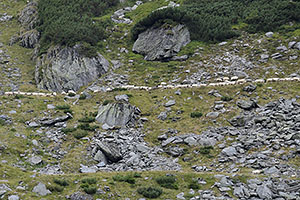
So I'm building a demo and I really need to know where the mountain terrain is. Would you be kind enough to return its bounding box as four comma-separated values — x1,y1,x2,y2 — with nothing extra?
0,0,300,199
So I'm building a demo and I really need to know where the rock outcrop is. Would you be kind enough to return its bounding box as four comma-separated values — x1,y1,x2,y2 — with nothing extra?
18,1,38,31
19,29,40,48
35,45,109,92
132,24,190,61
95,103,140,128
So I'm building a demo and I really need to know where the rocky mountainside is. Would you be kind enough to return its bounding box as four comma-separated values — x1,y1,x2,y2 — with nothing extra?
0,0,299,200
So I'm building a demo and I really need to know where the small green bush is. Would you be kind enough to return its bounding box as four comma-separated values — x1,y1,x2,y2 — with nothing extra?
190,112,203,118
14,94,25,99
103,100,112,106
155,176,178,190
54,179,69,186
55,104,71,110
0,119,5,126
78,123,98,131
221,96,233,102
47,185,64,192
73,130,88,139
82,178,97,185
199,146,213,155
61,127,76,134
83,186,97,194
78,116,95,123
189,180,200,190
113,174,136,184
79,94,87,100
137,187,162,198
112,88,127,92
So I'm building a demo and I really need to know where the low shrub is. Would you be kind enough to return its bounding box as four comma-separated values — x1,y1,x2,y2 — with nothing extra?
199,146,213,155
155,176,178,189
137,186,162,198
221,96,233,102
47,185,64,192
78,116,95,123
78,123,99,131
82,178,97,184
55,104,70,110
189,180,200,190
61,127,76,134
83,186,97,194
190,112,203,118
112,88,127,92
73,130,88,139
79,94,87,100
54,178,69,186
113,174,136,184
103,100,112,106
0,119,5,126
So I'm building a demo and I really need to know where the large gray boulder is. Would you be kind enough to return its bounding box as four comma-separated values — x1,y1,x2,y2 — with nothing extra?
133,24,190,61
32,182,51,196
35,45,109,92
96,103,140,128
95,141,122,162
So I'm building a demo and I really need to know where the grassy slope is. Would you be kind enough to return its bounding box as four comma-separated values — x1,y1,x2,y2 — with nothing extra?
0,0,300,199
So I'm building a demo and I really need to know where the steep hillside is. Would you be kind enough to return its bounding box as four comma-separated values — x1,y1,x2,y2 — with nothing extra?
0,0,300,200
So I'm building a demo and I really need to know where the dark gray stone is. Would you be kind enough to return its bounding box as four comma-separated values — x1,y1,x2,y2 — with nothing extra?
96,141,122,162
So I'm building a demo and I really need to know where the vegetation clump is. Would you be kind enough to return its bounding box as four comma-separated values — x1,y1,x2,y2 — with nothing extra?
190,112,203,118
112,174,136,184
155,175,178,189
132,0,300,42
81,178,97,194
37,0,119,55
137,186,163,198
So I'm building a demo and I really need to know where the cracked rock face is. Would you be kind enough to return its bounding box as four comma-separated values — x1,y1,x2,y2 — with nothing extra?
18,1,38,31
35,45,109,92
95,103,140,128
133,24,190,61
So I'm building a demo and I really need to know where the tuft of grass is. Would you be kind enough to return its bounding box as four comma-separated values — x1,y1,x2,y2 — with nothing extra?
137,186,162,199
